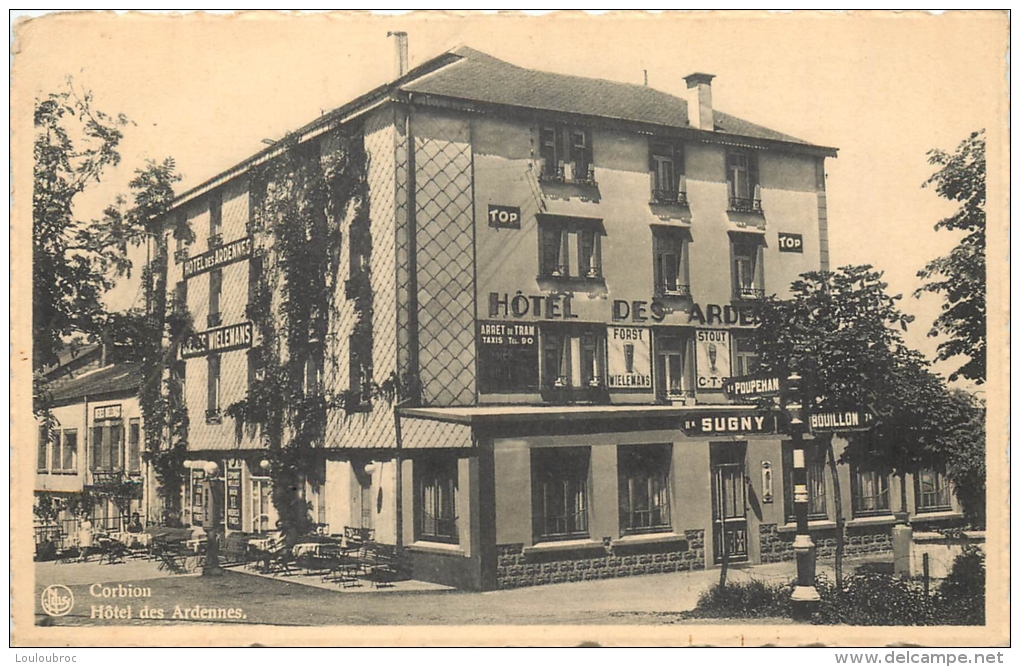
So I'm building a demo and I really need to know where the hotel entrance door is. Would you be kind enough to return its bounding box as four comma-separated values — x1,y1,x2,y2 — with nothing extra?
711,444,748,564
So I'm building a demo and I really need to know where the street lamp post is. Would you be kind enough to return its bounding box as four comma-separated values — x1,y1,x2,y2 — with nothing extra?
785,371,819,620
202,461,224,577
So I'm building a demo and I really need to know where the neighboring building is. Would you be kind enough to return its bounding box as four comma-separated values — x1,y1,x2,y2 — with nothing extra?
34,361,152,542
158,45,963,589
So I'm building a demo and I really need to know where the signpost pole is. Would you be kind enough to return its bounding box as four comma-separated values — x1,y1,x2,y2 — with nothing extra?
785,371,819,620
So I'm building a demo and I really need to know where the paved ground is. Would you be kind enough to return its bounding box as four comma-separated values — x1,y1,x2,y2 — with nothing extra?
33,555,879,627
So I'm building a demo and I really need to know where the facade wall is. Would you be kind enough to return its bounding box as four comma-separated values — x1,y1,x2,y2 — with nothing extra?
470,112,824,407
35,393,149,529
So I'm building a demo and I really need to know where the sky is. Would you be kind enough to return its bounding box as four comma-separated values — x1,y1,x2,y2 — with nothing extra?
12,10,1007,388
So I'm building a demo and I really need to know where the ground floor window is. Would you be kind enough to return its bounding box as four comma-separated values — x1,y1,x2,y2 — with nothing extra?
416,457,459,543
915,468,952,512
532,447,590,541
852,467,891,516
618,444,672,534
783,443,828,521
251,475,271,534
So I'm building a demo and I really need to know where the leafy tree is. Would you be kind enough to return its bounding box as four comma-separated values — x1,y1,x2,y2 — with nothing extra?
754,265,979,582
33,79,137,370
916,130,986,384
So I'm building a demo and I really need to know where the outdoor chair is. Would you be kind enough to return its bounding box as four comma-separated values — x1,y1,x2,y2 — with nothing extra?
362,543,411,588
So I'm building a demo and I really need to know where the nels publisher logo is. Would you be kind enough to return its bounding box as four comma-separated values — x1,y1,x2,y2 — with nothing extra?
41,585,74,617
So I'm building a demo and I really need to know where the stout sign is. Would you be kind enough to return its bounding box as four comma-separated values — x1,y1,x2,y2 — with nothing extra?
681,411,777,436
809,408,876,432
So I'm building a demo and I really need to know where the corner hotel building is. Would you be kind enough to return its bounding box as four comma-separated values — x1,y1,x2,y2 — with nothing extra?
161,46,963,590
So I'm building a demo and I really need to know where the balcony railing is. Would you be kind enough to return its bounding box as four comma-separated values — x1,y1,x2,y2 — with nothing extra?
651,189,689,206
208,233,223,248
539,161,598,187
173,248,189,264
658,284,692,298
728,196,764,214
205,408,222,425
735,286,765,300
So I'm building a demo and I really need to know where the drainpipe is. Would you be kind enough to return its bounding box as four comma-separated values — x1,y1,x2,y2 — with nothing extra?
393,397,414,551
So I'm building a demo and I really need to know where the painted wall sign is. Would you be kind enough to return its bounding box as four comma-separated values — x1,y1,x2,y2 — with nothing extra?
487,205,521,229
477,321,540,392
809,408,876,432
723,374,782,401
695,329,731,390
183,236,253,279
681,412,777,436
607,327,652,389
488,292,579,320
778,232,804,253
225,463,242,531
182,321,254,359
613,300,759,327
94,405,122,420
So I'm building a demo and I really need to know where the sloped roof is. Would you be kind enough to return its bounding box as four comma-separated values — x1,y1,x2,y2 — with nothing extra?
402,47,820,147
169,45,833,211
47,362,145,404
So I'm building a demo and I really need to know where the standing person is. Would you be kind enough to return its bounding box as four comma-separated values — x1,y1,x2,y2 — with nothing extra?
77,517,93,561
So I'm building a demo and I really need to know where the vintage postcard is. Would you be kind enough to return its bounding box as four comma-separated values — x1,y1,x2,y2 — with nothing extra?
10,10,1010,648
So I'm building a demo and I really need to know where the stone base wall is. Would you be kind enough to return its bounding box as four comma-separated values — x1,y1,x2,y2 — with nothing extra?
759,523,893,564
496,529,706,589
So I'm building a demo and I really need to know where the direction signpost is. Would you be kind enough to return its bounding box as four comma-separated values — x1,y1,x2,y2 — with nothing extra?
808,408,876,433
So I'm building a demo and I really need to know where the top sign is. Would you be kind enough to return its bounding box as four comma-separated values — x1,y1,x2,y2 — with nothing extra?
183,236,253,279
487,205,521,229
809,408,876,432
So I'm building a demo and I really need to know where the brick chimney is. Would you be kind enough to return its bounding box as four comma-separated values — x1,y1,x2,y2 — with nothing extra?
387,31,408,77
684,72,715,131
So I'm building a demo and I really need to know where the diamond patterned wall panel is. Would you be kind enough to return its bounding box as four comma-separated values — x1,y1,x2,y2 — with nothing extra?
324,107,401,449
394,107,413,381
413,111,477,407
401,418,473,450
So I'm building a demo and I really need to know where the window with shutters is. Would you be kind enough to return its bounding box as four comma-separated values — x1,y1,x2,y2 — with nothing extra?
727,151,763,214
91,420,124,472
538,125,596,185
59,429,78,473
541,326,606,391
127,420,141,474
650,140,687,205
208,269,222,327
208,191,223,247
731,235,765,300
206,355,221,423
653,229,691,297
655,333,694,401
537,217,603,281
38,425,49,472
